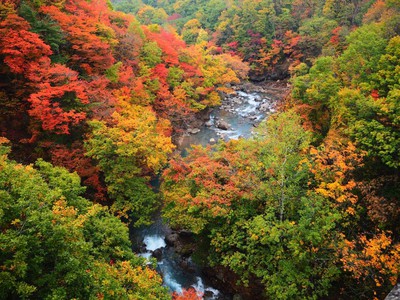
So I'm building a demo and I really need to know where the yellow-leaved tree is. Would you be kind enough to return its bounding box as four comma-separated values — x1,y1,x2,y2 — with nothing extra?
85,88,175,226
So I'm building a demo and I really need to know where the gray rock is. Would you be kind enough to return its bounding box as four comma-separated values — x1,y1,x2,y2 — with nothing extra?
209,138,216,144
254,95,262,102
187,128,201,134
386,284,400,300
216,120,230,130
205,120,213,127
151,248,163,261
231,97,242,104
258,103,271,112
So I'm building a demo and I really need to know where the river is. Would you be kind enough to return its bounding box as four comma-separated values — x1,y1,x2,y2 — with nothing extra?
131,82,285,299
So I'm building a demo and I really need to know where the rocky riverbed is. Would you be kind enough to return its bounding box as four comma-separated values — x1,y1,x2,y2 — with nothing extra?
177,80,290,152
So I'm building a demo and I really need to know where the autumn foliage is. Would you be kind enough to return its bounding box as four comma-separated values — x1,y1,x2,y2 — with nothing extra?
0,0,243,212
172,288,202,300
1,0,400,299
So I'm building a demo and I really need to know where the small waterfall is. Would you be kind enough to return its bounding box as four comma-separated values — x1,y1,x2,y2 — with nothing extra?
143,235,166,251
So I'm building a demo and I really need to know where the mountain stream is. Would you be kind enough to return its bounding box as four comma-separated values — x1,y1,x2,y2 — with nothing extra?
131,83,285,299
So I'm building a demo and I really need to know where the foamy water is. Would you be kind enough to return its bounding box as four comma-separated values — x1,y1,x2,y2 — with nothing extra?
143,235,166,251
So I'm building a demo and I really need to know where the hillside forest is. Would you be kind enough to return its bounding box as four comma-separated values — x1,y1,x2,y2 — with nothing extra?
0,0,399,299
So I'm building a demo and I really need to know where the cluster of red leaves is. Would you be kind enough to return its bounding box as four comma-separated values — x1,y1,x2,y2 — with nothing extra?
144,28,185,65
41,4,115,74
50,142,107,202
172,288,202,300
27,58,88,134
0,14,88,134
0,15,52,74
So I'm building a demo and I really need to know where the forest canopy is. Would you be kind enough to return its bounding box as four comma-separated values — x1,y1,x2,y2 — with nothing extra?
0,0,399,298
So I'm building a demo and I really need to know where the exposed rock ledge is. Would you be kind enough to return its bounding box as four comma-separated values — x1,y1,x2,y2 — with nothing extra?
385,284,400,300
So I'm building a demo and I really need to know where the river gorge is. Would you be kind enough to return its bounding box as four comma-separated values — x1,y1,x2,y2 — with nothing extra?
131,81,290,299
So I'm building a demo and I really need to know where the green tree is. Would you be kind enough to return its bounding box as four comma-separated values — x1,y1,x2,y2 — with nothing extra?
375,35,400,96
254,111,311,219
338,23,386,89
291,56,341,137
0,138,170,299
182,19,202,44
162,111,342,299
350,89,400,168
141,40,163,67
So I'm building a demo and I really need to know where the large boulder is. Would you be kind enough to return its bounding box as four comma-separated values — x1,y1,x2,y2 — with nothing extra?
216,120,230,130
165,233,179,246
151,248,163,261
